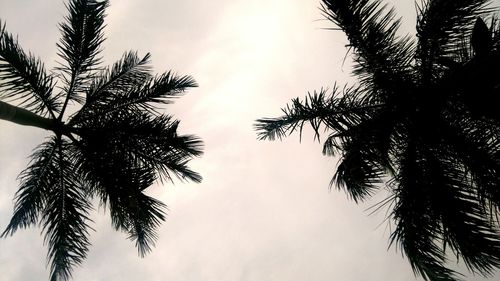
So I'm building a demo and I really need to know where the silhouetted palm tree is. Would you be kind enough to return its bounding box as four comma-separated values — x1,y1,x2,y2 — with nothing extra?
256,0,500,280
0,0,202,280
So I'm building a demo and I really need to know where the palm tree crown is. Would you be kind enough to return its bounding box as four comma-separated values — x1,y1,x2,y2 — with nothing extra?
256,0,500,280
1,0,203,280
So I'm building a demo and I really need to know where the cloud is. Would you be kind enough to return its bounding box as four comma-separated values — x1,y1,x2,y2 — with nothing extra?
1,0,500,281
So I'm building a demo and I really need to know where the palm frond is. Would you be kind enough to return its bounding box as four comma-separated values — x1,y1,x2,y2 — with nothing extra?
125,192,167,257
71,70,197,124
391,130,500,279
332,110,397,202
86,51,153,101
57,0,108,111
83,164,166,257
120,115,203,183
333,148,385,202
0,21,59,118
77,147,157,230
436,161,500,275
1,137,92,281
77,111,203,184
114,71,197,113
1,138,58,237
255,85,382,142
70,109,201,254
256,85,397,203
72,139,167,255
440,115,500,210
41,138,92,281
320,0,415,98
390,141,460,281
69,51,153,124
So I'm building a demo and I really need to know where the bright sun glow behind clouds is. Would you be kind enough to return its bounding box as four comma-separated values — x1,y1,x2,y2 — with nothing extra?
189,1,291,112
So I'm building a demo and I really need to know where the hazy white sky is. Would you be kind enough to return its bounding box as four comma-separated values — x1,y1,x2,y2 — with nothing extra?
0,0,499,280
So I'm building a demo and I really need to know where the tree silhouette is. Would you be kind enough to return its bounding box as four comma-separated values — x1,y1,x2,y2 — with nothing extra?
0,0,202,280
256,0,500,280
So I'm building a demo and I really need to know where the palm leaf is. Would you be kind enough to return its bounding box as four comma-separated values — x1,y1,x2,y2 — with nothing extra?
332,109,397,202
0,21,59,118
440,114,500,210
124,192,167,257
41,138,92,281
71,110,201,252
1,138,58,237
71,70,197,125
72,136,166,254
390,141,460,281
57,0,108,110
69,51,153,124
77,111,203,183
107,71,197,112
436,164,500,275
255,86,382,142
85,51,153,103
1,137,92,281
320,0,415,99
117,115,203,183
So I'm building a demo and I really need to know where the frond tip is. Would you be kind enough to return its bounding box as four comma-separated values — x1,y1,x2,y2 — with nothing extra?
126,194,167,257
255,87,331,141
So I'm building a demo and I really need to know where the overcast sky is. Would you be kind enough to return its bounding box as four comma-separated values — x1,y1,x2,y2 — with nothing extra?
1,0,500,280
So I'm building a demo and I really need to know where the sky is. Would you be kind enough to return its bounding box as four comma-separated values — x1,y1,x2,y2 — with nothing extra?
0,0,499,280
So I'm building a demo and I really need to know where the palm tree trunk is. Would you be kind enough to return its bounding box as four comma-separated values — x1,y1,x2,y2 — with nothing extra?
0,100,58,131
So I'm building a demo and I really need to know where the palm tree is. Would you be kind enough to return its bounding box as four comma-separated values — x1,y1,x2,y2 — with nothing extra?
256,0,500,280
0,0,202,280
